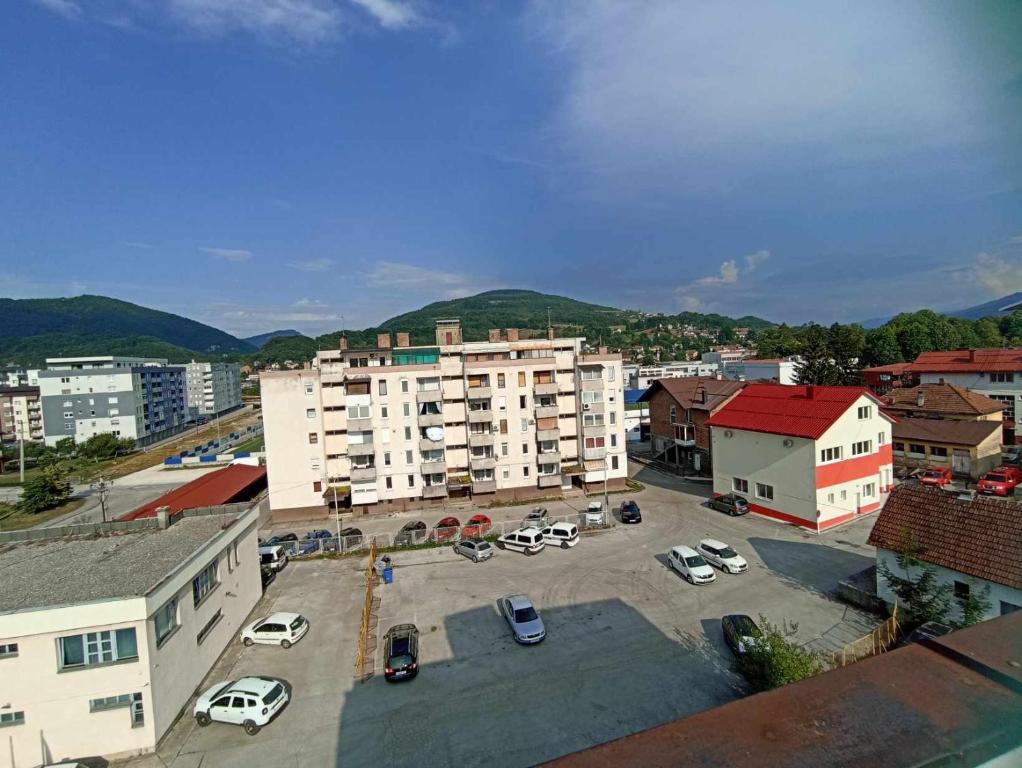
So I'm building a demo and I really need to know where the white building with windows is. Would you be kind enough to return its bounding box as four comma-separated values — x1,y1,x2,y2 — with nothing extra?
0,506,260,766
185,361,243,419
707,384,894,533
627,361,720,390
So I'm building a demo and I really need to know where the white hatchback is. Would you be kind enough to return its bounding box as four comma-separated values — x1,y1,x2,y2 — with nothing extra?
540,522,579,548
584,502,605,525
497,527,546,555
194,676,290,735
241,612,309,649
697,539,749,574
668,545,717,585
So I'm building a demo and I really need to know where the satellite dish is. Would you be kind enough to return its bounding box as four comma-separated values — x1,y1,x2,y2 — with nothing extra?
425,426,444,441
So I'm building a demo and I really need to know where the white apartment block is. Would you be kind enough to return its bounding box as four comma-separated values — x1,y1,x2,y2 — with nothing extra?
0,506,261,766
733,358,799,385
261,320,628,517
0,387,43,442
185,361,243,419
628,361,720,390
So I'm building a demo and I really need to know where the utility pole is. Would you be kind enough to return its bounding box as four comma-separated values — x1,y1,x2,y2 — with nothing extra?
603,461,609,518
91,477,113,522
18,432,25,484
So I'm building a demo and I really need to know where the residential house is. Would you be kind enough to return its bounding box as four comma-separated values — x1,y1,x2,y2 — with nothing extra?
868,484,1022,620
864,362,918,396
883,383,1004,422
707,384,894,532
892,419,1002,479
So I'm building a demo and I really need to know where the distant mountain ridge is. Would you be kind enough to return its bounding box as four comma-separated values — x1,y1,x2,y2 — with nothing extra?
243,329,303,348
863,292,1022,327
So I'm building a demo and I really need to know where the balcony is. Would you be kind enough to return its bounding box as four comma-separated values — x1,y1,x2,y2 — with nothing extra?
466,385,492,399
350,466,377,482
472,479,497,494
417,412,444,427
582,423,605,437
537,427,560,442
422,484,448,499
468,432,494,448
347,441,375,457
533,381,559,396
580,378,605,392
416,389,442,404
671,422,696,448
581,402,605,415
534,405,559,419
537,451,561,464
420,457,446,472
583,446,607,461
347,417,372,431
538,474,561,489
420,436,445,452
470,456,496,471
468,409,494,424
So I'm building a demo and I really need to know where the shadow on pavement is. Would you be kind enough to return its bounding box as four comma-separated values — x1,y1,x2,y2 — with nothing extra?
747,537,874,599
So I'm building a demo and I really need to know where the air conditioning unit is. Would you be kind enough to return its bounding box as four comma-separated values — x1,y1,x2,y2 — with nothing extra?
783,438,794,447
723,430,733,438
582,403,591,411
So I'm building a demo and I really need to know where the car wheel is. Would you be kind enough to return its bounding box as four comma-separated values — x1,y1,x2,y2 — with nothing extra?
243,637,254,647
195,712,211,727
281,639,292,649
525,548,534,556
472,555,479,563
496,541,505,550
243,719,261,736
561,541,569,549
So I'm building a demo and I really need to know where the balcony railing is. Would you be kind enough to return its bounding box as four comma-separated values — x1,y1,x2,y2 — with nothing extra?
537,427,560,442
471,479,497,494
538,474,561,488
470,456,496,471
580,378,605,391
582,423,605,437
537,451,561,464
467,410,494,423
347,442,374,457
533,382,559,396
583,446,607,460
466,385,492,399
468,433,494,448
350,466,377,482
581,402,605,415
534,404,559,419
416,389,442,404
346,417,372,431
420,436,445,452
417,412,444,427
420,456,446,471
422,484,448,499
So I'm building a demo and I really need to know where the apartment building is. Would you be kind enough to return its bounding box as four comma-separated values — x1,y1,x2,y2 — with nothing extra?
184,361,243,419
261,320,628,517
733,357,799,385
627,361,720,389
37,356,188,447
0,386,43,442
707,384,894,532
907,348,1022,444
0,505,261,766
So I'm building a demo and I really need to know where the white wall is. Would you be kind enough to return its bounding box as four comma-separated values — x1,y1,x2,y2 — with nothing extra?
261,370,327,512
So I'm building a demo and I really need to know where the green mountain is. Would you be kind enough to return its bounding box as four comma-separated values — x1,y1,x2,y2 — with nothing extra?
243,329,303,348
0,295,254,366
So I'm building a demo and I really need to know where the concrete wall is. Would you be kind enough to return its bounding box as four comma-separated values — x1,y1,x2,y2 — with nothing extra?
261,370,327,513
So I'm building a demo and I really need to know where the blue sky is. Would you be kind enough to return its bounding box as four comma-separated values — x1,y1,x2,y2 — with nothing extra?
2,0,1021,337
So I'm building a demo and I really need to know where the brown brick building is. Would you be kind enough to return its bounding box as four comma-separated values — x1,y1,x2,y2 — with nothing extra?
638,377,744,474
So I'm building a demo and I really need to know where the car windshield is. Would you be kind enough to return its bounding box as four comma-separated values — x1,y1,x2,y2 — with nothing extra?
262,683,283,705
514,607,538,623
734,618,758,635
732,497,747,505
685,555,708,568
290,617,305,631
476,542,491,551
389,653,413,668
719,547,738,558
986,474,1007,482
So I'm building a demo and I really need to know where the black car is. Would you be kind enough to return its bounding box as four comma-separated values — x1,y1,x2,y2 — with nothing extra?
619,500,642,523
265,532,299,554
722,614,761,655
708,493,750,516
383,624,419,682
260,565,276,590
395,521,427,546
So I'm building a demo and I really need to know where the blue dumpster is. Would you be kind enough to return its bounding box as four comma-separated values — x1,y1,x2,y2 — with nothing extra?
383,567,394,584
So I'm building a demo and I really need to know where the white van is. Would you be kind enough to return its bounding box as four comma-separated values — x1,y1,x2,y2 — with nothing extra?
497,527,546,556
259,545,288,572
540,522,579,549
668,545,716,585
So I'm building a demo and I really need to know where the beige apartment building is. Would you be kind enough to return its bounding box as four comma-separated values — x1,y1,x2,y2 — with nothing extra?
261,320,628,518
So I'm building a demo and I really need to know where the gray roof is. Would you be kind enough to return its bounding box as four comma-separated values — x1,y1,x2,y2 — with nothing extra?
0,515,233,614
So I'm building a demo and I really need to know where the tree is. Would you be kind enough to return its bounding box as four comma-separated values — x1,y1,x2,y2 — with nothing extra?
827,323,865,385
54,437,77,457
78,433,123,461
16,467,72,514
735,616,826,692
863,326,902,367
952,582,992,629
973,317,1003,348
878,537,952,631
755,324,801,358
794,324,838,385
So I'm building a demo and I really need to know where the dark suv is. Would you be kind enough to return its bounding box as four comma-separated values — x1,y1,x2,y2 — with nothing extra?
708,493,749,516
619,500,642,523
383,624,419,682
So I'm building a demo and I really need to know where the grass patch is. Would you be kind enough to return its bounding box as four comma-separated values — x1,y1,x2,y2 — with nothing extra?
0,498,85,531
232,435,265,453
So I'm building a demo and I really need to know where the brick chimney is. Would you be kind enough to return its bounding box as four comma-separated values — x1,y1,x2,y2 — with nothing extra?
506,328,519,342
916,389,925,407
377,333,391,349
598,346,608,354
488,329,502,343
696,384,706,404
969,349,976,363
396,332,410,348
339,336,348,351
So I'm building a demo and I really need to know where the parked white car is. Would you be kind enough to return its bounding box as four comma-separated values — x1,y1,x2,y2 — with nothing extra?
194,676,290,735
497,527,546,555
697,539,748,574
241,612,309,648
668,545,717,584
584,502,604,525
540,522,579,548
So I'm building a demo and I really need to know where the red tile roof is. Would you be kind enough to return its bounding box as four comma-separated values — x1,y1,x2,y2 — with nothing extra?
636,377,744,412
864,362,913,374
892,418,1001,448
705,383,885,439
884,383,1004,417
119,464,266,521
908,348,1022,373
867,484,1022,589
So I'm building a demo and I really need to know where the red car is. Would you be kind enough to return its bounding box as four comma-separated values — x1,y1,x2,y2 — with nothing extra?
462,514,491,539
919,467,952,487
432,516,461,542
976,466,1022,496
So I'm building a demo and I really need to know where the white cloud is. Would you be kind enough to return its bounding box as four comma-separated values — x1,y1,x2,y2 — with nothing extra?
695,260,739,288
744,249,769,272
362,261,495,299
201,246,252,262
33,0,82,19
971,247,1022,297
293,297,327,308
349,0,419,29
165,0,342,44
287,257,334,272
676,250,770,309
679,295,702,312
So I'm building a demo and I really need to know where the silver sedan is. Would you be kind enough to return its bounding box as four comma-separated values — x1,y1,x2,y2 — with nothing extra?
499,594,546,644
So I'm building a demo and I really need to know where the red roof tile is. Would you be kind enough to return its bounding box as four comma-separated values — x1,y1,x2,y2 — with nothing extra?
119,464,266,521
908,348,1022,373
705,383,884,439
864,362,913,374
635,377,744,412
867,484,1022,589
884,383,1004,417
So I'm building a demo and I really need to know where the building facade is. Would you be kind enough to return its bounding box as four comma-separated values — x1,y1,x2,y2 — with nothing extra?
37,357,188,447
707,384,894,532
863,362,918,396
185,361,243,419
0,386,42,442
733,358,798,385
892,419,1002,479
627,361,720,390
0,506,261,766
261,321,628,517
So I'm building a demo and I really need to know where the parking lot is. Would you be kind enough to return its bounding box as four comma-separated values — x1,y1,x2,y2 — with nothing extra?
145,465,880,768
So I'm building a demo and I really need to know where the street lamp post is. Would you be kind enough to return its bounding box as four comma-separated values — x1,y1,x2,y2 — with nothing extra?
91,477,113,523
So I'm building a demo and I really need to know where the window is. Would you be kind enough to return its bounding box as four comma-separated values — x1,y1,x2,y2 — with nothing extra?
827,493,834,504
669,405,677,422
851,440,872,456
90,693,136,712
516,371,525,387
498,373,505,389
385,477,393,489
404,427,412,440
378,380,387,396
990,372,1014,383
197,609,222,644
153,599,178,646
733,478,749,493
953,581,970,601
0,712,24,727
611,434,617,447
59,628,138,669
348,404,371,419
500,419,508,434
313,480,322,492
498,395,507,411
502,468,510,479
192,561,218,606
820,446,842,463
308,432,318,444
1000,601,1021,615
310,458,320,470
755,483,774,501
841,490,847,500
878,432,886,445
405,450,413,464
384,451,391,466
857,405,871,420
401,379,409,393
909,443,926,455
862,483,875,498
611,455,619,470
306,408,316,419
518,395,525,409
305,382,315,395
108,396,118,404
403,403,410,417
523,466,529,478
930,446,948,458
610,411,616,425
893,441,905,453
522,443,529,454
0,642,18,658
584,436,606,448
407,474,415,488
381,405,388,418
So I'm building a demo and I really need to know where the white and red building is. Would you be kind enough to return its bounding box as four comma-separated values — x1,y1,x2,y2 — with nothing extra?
707,384,895,533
